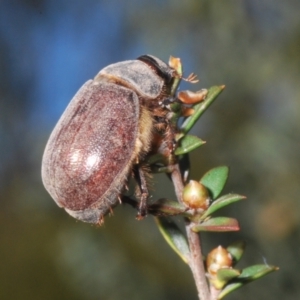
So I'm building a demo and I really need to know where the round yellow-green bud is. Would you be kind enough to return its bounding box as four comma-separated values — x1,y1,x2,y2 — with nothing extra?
182,180,210,210
206,246,233,276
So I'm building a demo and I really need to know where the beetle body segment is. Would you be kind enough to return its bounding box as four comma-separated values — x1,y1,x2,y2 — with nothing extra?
42,55,178,223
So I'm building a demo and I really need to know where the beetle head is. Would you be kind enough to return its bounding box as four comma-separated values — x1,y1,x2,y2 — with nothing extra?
137,54,178,85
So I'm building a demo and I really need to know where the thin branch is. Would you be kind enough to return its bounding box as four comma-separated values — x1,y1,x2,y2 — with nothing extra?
210,285,221,300
170,164,210,300
186,223,210,300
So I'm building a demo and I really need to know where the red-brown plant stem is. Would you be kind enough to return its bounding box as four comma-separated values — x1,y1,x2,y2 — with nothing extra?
210,285,221,300
186,223,211,300
170,164,211,300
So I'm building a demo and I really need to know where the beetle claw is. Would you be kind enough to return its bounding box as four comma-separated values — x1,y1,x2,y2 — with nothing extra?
109,206,114,216
97,216,105,226
118,195,122,204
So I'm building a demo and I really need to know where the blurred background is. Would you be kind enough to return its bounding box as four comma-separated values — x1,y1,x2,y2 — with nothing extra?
1,0,300,299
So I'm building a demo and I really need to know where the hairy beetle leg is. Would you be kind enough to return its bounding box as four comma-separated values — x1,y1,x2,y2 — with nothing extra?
163,119,178,164
133,166,150,219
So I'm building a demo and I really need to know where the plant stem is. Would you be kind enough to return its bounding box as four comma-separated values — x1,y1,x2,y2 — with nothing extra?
210,285,221,300
186,223,211,300
170,164,210,300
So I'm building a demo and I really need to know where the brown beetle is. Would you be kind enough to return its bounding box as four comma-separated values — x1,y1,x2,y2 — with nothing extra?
42,55,178,223
41,55,201,224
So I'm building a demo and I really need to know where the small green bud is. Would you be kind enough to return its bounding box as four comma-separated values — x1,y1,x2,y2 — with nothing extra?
206,246,233,289
207,246,233,275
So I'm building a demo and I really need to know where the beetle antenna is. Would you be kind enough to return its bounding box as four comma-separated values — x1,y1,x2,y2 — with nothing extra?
181,72,199,84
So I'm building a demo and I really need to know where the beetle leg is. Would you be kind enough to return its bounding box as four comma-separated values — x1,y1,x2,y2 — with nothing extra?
121,195,139,209
133,166,149,219
163,118,177,157
153,115,177,164
169,123,178,152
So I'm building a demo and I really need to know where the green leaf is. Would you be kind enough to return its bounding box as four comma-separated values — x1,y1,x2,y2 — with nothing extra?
181,85,225,134
175,135,206,155
155,217,190,263
192,217,240,232
218,264,279,299
217,268,241,282
148,198,187,216
226,240,246,265
200,166,230,199
237,264,279,280
201,194,246,220
217,281,243,299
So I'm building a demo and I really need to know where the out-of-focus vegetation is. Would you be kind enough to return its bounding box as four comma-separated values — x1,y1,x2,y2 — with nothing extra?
1,1,299,299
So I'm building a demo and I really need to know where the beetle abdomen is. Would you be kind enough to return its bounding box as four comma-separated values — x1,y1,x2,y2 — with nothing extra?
42,80,139,222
